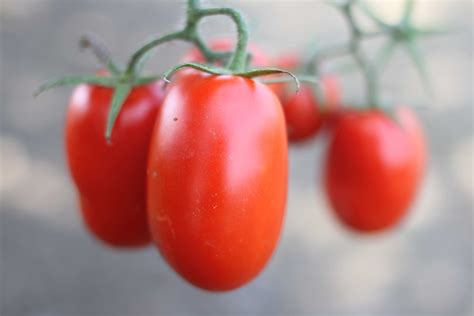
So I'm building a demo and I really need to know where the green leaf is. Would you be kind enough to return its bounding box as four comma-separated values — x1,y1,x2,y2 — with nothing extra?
34,75,116,97
404,38,433,96
105,84,132,141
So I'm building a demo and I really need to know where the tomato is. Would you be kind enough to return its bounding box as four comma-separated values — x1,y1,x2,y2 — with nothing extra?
324,106,426,232
272,54,341,142
181,38,271,67
66,81,164,247
147,71,287,291
282,77,340,142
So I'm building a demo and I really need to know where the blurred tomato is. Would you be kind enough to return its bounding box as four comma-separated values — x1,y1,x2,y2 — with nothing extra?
271,53,341,142
324,106,426,232
66,81,164,247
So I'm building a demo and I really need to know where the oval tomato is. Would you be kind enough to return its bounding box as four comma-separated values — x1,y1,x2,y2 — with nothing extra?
66,81,164,247
272,54,341,142
181,38,271,67
324,106,426,232
147,71,287,291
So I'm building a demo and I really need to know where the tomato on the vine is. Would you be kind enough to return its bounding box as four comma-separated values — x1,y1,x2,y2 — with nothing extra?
324,106,426,232
66,81,164,247
272,54,341,142
147,70,287,291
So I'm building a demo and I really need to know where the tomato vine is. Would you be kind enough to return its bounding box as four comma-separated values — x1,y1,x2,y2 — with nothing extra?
35,0,299,141
303,0,447,111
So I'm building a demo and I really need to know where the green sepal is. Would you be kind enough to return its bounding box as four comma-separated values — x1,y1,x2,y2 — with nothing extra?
105,84,132,142
33,75,116,97
79,34,121,76
236,68,301,93
258,74,318,86
162,62,231,83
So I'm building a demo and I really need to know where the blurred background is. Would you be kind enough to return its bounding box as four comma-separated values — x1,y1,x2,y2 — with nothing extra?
1,0,472,315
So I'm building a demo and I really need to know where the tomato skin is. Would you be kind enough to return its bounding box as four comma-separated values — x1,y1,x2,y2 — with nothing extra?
147,71,287,291
271,54,341,142
66,82,164,247
181,38,271,67
283,76,340,142
324,106,426,232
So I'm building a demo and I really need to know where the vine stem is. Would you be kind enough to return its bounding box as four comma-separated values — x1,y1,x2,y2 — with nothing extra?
344,4,379,107
197,8,249,72
306,3,389,108
79,33,121,75
125,0,250,77
125,31,188,76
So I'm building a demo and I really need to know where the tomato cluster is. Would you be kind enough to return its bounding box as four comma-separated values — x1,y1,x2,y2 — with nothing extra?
62,44,426,291
39,0,431,292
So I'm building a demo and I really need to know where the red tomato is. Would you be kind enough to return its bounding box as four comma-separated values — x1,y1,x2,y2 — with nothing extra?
66,81,164,247
147,71,287,291
181,38,271,67
282,76,340,142
324,106,426,232
272,54,341,142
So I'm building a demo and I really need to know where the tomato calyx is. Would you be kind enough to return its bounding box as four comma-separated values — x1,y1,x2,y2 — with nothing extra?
357,0,449,95
162,62,301,93
306,0,449,112
34,34,165,142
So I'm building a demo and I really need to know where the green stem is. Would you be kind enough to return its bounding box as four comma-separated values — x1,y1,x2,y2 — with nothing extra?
192,36,231,63
125,1,249,76
187,0,199,10
79,33,121,75
125,30,188,76
344,3,379,107
197,8,249,72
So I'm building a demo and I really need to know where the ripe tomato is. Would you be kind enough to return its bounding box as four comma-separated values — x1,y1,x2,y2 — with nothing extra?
282,77,340,142
272,54,341,142
324,106,426,232
66,81,164,247
147,71,287,291
181,38,271,67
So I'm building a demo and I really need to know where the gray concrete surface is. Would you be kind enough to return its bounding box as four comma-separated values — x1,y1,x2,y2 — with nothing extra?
1,1,473,315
